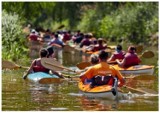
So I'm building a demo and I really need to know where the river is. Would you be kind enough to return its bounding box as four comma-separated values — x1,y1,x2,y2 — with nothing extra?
2,45,159,111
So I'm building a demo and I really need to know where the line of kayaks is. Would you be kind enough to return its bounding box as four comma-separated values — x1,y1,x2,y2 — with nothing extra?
26,64,154,100
26,72,122,100
63,43,116,54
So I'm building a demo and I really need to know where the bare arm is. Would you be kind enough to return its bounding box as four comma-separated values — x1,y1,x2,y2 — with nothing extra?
107,54,115,62
23,60,36,79
116,59,126,68
114,68,125,87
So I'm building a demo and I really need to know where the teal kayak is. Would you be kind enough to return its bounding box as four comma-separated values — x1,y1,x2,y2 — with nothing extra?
27,72,59,84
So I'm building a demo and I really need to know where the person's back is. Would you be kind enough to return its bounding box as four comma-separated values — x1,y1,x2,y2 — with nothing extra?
46,46,55,58
80,34,91,48
124,51,140,67
23,49,49,79
92,38,106,51
29,29,39,41
31,49,49,73
43,29,51,41
48,34,64,48
116,46,141,68
63,31,71,43
108,45,125,62
80,50,125,87
74,33,84,44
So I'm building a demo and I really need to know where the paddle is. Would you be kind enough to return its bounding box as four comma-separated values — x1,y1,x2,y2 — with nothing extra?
2,60,29,70
140,50,154,58
39,78,63,84
56,25,65,30
124,85,151,94
41,58,77,73
76,50,155,70
135,45,143,53
76,62,92,70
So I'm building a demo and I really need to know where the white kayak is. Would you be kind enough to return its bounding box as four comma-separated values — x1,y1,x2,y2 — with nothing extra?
113,65,154,75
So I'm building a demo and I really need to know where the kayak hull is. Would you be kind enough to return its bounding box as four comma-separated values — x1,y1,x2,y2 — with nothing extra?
78,81,122,100
113,65,154,75
27,72,59,83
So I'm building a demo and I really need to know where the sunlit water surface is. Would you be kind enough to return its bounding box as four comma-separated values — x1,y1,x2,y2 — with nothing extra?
2,48,158,111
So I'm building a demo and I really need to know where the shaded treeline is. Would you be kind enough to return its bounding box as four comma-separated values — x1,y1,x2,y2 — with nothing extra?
2,2,158,62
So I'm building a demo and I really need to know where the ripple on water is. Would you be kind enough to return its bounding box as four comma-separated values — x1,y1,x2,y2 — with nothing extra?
68,93,83,97
51,107,68,111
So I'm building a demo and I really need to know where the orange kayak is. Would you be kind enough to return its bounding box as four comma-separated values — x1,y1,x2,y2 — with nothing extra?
78,79,122,100
113,65,154,75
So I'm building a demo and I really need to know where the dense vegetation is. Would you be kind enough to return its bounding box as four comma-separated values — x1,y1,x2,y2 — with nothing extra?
2,2,158,63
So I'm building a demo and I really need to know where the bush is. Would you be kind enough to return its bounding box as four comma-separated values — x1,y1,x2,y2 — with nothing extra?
2,10,29,63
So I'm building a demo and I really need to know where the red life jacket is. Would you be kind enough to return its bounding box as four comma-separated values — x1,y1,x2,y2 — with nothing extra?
63,33,71,42
124,53,141,67
33,60,49,73
92,44,107,52
29,34,38,41
33,66,49,73
113,51,125,60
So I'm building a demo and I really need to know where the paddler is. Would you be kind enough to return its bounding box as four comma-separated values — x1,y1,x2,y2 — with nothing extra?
107,44,125,62
23,48,64,79
80,50,125,87
116,46,141,68
90,38,107,52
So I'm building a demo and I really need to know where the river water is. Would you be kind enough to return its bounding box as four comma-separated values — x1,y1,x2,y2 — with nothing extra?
2,46,159,111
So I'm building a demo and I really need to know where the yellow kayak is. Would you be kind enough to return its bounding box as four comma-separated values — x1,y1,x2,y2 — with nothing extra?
78,78,122,100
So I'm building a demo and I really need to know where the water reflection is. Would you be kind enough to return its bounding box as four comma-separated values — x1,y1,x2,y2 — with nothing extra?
80,96,118,111
2,46,159,111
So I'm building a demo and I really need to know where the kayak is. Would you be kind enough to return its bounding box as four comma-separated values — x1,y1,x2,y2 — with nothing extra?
113,65,154,75
78,78,123,100
27,72,59,83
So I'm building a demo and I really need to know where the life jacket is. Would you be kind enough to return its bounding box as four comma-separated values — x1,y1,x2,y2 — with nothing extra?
92,44,107,52
80,39,91,48
33,60,49,73
29,34,38,41
91,75,114,87
63,33,71,42
113,51,125,60
124,52,141,67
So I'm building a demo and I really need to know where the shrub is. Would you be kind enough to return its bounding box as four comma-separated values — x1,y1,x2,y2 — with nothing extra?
2,10,29,63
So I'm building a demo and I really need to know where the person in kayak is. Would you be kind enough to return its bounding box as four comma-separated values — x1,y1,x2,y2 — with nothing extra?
79,34,91,48
90,38,107,52
80,50,125,87
28,29,39,41
107,44,125,62
80,54,99,84
48,33,64,48
46,46,55,58
116,46,141,68
23,48,63,79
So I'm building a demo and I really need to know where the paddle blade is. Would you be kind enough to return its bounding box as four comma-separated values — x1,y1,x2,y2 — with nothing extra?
135,45,143,53
2,60,20,69
76,62,91,70
141,50,154,58
41,58,64,71
39,78,62,84
57,25,65,29
124,85,149,94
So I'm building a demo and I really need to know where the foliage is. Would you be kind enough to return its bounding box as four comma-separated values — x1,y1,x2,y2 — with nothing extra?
2,2,158,43
2,2,158,61
2,10,29,62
